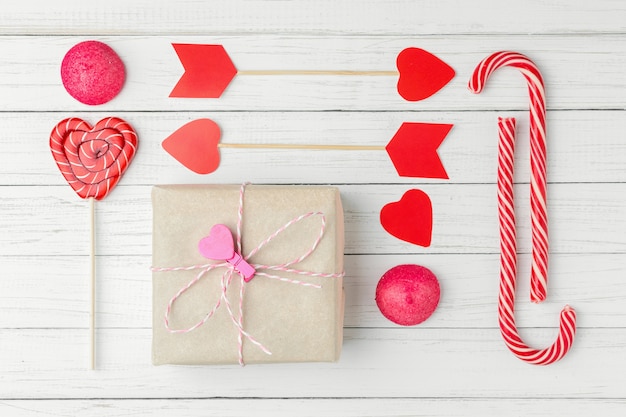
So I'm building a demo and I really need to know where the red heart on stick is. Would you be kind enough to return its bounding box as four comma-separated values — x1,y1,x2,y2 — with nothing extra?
380,189,433,247
396,48,455,101
162,119,222,174
50,117,138,200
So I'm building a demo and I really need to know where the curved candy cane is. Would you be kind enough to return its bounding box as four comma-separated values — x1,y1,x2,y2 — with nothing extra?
469,52,576,365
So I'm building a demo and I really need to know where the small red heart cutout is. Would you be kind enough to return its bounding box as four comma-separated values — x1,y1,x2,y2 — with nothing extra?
380,189,433,247
49,117,138,200
396,48,455,101
162,119,221,174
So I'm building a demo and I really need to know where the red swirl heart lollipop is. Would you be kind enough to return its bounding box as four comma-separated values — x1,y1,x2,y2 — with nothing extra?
50,117,138,200
50,116,137,370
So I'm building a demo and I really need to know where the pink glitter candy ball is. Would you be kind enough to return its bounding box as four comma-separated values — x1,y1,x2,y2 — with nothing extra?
375,264,440,326
61,40,125,105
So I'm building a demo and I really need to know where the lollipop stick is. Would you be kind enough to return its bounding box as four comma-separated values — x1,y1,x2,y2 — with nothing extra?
89,197,96,370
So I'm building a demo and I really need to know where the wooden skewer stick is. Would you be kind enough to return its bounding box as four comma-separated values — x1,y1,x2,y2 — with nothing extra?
218,143,385,151
89,197,96,370
237,70,398,76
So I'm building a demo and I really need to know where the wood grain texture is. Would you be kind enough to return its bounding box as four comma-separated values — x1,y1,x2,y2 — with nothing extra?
0,35,624,111
2,399,626,417
1,328,625,399
1,0,625,35
0,253,622,329
1,111,623,185
0,1,624,415
1,184,623,256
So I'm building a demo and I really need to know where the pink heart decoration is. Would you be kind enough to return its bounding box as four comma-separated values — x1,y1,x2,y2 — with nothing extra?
396,47,455,101
198,224,256,281
162,119,221,174
198,224,235,260
380,189,433,247
49,117,138,200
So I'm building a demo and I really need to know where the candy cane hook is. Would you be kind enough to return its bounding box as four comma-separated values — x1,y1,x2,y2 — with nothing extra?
469,52,576,365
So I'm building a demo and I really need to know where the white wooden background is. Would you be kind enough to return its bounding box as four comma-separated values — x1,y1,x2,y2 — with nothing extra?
1,1,625,415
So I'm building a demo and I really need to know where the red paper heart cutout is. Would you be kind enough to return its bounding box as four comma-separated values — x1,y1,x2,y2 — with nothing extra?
162,119,221,174
396,48,455,101
380,189,433,247
50,117,138,200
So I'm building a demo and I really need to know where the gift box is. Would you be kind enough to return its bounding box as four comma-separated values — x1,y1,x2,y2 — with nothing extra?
151,184,344,365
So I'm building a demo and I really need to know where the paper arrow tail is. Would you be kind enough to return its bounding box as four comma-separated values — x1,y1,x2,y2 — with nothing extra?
169,44,238,98
385,122,452,179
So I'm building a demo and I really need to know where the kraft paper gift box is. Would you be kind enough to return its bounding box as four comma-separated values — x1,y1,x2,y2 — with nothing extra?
151,184,345,365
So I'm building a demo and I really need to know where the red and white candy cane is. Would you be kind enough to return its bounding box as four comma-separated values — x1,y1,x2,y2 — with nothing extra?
469,52,576,365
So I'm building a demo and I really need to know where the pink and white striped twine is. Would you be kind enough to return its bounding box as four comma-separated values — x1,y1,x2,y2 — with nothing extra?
469,52,576,365
151,183,344,366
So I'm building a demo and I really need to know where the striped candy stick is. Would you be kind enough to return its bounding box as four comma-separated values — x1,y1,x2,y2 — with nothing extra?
469,52,549,302
497,117,576,364
469,52,576,365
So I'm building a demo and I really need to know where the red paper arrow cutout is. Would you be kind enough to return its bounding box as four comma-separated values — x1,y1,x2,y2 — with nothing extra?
169,44,454,100
170,44,237,98
386,122,452,179
161,118,451,178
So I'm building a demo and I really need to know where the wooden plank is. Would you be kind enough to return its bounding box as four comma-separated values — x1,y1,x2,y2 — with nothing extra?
0,2,623,414
0,253,621,329
1,398,625,417
1,111,622,186
0,35,624,111
0,183,622,257
1,0,624,35
0,327,624,399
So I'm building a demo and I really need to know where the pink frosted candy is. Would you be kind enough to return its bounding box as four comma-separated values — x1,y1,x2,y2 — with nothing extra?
375,264,440,326
61,40,125,105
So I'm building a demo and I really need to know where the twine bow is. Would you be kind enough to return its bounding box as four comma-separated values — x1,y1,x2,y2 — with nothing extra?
151,183,344,365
